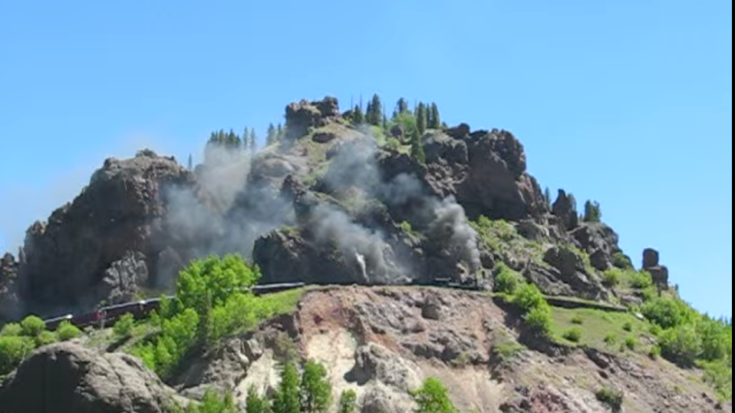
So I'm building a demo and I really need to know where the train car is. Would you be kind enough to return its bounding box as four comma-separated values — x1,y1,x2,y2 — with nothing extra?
251,282,306,296
43,313,73,331
71,310,104,329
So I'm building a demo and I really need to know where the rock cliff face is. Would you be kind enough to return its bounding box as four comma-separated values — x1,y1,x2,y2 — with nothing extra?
165,287,728,413
0,97,638,322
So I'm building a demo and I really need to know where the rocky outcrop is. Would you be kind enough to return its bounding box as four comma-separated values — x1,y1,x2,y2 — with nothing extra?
18,151,196,317
542,246,606,300
0,342,178,413
552,189,579,231
0,253,21,322
570,223,630,271
642,248,669,291
284,97,342,141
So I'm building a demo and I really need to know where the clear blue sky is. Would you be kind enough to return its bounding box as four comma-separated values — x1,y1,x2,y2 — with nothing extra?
0,1,731,317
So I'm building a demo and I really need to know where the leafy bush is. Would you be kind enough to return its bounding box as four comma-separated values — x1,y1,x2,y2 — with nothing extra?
56,321,82,342
602,269,621,287
595,387,624,412
604,333,617,347
658,324,701,366
514,283,546,314
611,252,633,270
563,327,583,343
523,305,553,337
648,345,661,359
642,296,697,330
629,271,653,289
624,336,637,351
113,313,135,340
571,315,584,325
20,316,46,337
0,336,34,376
494,263,521,295
0,323,22,337
622,321,633,332
35,331,57,347
409,377,460,413
338,389,358,413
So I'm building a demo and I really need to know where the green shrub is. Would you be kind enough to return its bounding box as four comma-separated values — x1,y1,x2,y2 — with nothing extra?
56,321,82,342
595,387,624,412
612,252,633,270
35,330,57,347
659,324,701,366
0,323,22,337
409,377,460,413
494,263,521,295
604,333,617,347
563,327,583,343
338,389,358,413
571,315,584,325
648,345,661,359
113,313,136,339
523,305,553,337
20,316,46,337
629,271,653,289
642,296,697,329
602,269,621,287
624,336,637,351
514,283,546,314
622,321,633,332
0,336,34,376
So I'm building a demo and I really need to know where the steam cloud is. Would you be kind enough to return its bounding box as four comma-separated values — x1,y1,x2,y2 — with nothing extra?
162,125,481,285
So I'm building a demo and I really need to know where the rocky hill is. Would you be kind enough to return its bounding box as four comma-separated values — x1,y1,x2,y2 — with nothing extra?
0,96,730,413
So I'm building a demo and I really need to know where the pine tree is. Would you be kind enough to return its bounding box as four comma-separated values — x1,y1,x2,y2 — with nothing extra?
300,360,332,413
416,102,427,135
352,105,364,125
368,94,383,126
429,102,441,129
409,378,459,413
365,101,373,125
395,98,409,118
583,200,602,222
267,123,277,146
277,123,284,140
249,128,257,154
338,390,357,413
273,362,300,413
544,187,552,206
187,154,193,170
410,128,426,164
246,385,270,413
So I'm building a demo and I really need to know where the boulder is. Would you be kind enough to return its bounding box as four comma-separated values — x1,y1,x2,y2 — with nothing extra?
542,246,605,299
0,342,178,413
641,248,670,291
570,222,626,271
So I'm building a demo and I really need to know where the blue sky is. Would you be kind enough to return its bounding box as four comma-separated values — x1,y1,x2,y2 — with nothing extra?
0,1,731,317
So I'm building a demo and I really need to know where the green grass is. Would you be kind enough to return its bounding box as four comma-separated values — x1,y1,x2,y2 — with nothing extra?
550,307,653,351
471,216,548,267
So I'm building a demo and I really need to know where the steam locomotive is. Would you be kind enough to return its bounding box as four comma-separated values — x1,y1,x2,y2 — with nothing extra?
42,282,306,331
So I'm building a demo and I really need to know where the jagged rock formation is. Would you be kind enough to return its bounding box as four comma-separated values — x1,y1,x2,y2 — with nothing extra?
642,247,670,291
0,96,639,321
0,342,179,413
9,151,197,319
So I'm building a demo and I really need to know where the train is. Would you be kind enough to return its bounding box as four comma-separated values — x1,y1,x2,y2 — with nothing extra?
42,282,307,331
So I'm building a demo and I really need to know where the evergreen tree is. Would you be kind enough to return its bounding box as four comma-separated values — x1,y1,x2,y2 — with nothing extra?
187,154,193,170
365,101,373,125
300,360,332,413
544,187,552,206
583,200,602,222
395,97,409,118
272,362,300,413
429,102,441,129
276,123,284,140
416,102,428,135
246,385,271,413
410,128,426,164
249,128,257,154
352,105,364,125
368,94,383,126
338,390,357,413
267,123,277,146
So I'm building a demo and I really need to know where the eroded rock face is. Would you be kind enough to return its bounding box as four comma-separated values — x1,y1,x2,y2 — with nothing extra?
284,97,342,141
552,189,579,231
642,248,669,290
571,223,629,271
18,151,196,316
542,246,605,299
0,253,21,322
0,342,176,413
